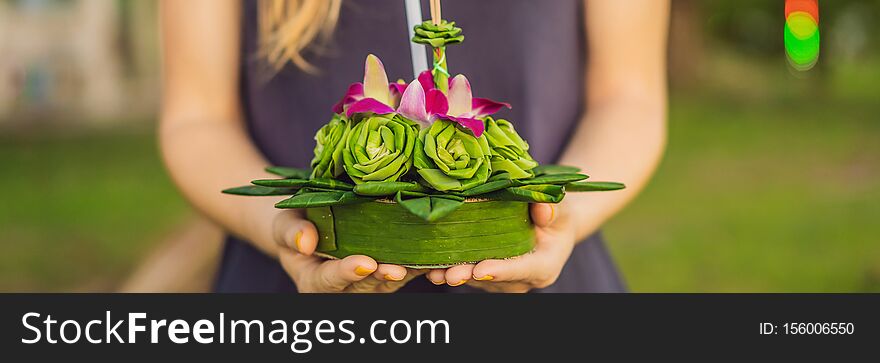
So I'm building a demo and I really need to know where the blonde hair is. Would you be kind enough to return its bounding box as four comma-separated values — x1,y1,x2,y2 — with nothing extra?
258,0,343,73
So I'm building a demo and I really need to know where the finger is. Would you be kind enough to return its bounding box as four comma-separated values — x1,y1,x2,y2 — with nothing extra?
345,273,386,293
373,264,408,282
373,268,428,293
309,255,377,292
273,210,319,255
530,203,555,228
278,246,322,284
444,264,474,287
472,254,544,285
426,269,447,285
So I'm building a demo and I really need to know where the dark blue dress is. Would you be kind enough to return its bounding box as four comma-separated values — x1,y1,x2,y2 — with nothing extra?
215,0,626,292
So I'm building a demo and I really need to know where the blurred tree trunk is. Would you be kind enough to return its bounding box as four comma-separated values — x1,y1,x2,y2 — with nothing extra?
668,0,704,90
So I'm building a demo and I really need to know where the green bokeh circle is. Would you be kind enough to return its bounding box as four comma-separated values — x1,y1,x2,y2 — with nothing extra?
784,20,820,69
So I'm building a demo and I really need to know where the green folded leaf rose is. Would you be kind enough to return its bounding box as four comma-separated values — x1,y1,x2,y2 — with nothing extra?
411,20,464,48
414,119,491,191
484,117,538,179
342,114,420,184
310,114,351,179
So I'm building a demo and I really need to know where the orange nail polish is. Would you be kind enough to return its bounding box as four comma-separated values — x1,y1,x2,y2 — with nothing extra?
354,266,374,276
430,278,446,285
384,274,403,281
474,275,494,281
294,231,303,251
549,205,556,223
449,279,468,287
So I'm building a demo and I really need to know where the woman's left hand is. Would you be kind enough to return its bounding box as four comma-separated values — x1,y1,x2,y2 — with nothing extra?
425,203,576,293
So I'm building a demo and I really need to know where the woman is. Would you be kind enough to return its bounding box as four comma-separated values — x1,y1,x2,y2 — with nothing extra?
159,0,668,293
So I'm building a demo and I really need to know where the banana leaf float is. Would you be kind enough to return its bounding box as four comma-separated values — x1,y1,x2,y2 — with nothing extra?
223,18,625,267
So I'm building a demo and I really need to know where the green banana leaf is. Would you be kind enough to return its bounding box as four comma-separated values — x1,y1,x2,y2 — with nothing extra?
275,191,366,209
519,173,588,185
532,164,581,175
394,191,464,222
221,185,297,196
308,200,534,266
353,181,427,196
458,179,519,197
265,166,311,179
308,178,355,191
252,178,353,191
295,187,351,195
565,181,626,192
487,172,512,182
487,184,566,203
252,178,311,188
431,193,465,202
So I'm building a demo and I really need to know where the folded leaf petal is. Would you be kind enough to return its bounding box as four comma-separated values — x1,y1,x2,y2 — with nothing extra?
265,166,312,179
564,181,625,192
222,185,298,196
353,181,427,196
275,191,365,208
533,164,582,175
519,173,588,185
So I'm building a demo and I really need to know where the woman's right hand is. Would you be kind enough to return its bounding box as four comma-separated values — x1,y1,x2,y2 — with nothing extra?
273,210,422,293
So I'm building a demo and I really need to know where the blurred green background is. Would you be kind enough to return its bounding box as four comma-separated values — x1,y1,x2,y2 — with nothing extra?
1,0,878,292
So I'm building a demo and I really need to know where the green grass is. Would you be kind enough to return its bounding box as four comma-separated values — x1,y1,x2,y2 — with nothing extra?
0,129,189,291
605,88,880,292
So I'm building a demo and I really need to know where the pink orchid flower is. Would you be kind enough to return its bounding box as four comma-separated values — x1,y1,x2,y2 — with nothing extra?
396,71,510,137
333,56,510,138
332,54,405,117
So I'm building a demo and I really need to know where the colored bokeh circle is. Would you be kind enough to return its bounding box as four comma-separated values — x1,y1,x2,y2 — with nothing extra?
784,0,820,71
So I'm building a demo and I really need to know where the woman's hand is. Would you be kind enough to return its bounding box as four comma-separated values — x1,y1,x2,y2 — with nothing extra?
425,204,575,293
274,210,423,293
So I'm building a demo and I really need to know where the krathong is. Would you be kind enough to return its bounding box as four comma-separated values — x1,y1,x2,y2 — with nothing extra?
224,7,625,267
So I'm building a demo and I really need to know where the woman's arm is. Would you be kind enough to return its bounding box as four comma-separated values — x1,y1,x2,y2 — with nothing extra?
159,0,280,255
158,0,419,292
557,0,669,240
429,0,669,291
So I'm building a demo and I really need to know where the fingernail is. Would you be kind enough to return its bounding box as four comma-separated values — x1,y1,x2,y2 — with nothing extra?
354,266,375,276
383,274,403,281
293,231,303,252
430,278,446,285
448,279,468,287
474,275,494,281
548,205,556,223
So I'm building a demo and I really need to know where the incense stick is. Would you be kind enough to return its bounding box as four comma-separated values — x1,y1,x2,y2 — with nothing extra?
430,0,442,25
